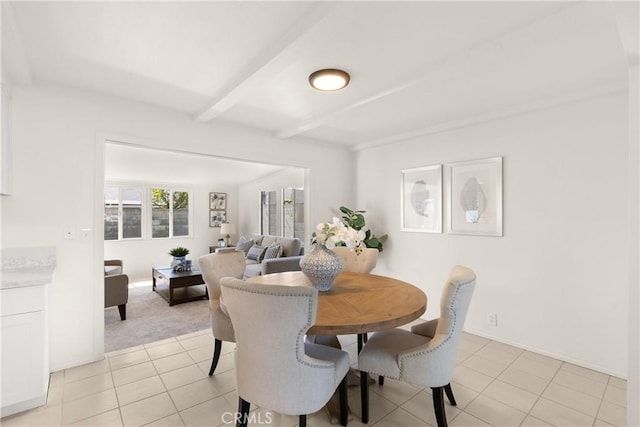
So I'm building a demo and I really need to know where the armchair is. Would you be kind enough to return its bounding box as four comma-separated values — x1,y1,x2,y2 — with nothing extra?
104,260,128,321
104,259,123,275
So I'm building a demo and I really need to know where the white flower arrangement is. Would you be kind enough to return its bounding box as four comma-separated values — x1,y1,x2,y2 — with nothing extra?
312,217,366,254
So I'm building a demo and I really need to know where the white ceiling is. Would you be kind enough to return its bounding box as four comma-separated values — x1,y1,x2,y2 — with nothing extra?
2,1,630,153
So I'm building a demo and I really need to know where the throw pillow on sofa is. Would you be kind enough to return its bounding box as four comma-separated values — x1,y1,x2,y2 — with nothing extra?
246,244,267,261
263,243,283,260
236,237,255,255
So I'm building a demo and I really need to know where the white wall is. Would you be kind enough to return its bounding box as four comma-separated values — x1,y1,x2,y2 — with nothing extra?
2,82,353,371
356,92,629,376
4,80,628,379
104,183,238,281
238,168,305,240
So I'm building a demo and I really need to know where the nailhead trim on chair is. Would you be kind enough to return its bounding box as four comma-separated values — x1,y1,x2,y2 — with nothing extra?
222,281,338,382
397,275,475,383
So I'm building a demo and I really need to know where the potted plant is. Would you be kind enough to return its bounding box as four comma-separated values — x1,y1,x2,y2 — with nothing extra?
321,206,387,274
169,247,190,271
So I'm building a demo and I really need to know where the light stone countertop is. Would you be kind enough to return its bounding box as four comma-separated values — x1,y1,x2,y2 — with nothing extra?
1,246,56,289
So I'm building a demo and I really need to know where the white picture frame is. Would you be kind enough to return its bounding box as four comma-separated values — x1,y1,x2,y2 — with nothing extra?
446,156,503,236
401,164,442,233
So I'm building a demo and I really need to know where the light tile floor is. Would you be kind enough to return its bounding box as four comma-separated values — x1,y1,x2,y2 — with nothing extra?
1,324,627,427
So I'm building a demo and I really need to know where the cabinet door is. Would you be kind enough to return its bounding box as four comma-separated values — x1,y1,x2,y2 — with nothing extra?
1,311,46,408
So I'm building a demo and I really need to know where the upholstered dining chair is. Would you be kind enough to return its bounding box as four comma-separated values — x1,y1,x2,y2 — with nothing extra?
358,265,476,427
198,251,246,376
220,277,350,427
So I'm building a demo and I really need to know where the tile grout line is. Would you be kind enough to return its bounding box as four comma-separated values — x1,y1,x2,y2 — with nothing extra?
546,364,611,424
450,338,500,426
107,353,126,427
159,339,223,425
592,375,607,427
518,360,564,426
144,342,183,426
2,332,625,427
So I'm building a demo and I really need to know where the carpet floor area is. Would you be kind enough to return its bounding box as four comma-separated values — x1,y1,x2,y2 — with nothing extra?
104,282,211,352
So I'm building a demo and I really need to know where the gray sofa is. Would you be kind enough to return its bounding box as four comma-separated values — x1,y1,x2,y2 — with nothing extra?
237,234,304,279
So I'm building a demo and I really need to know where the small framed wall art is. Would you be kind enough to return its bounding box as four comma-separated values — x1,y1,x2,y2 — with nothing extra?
210,192,227,210
209,192,227,228
446,156,503,236
401,164,442,233
210,210,226,228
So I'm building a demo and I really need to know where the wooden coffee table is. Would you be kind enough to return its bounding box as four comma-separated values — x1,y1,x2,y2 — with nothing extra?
152,267,208,306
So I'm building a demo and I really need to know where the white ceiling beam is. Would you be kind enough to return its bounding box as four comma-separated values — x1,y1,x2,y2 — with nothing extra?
611,1,639,65
352,79,628,152
274,32,507,140
195,2,336,123
1,2,33,86
275,2,581,141
275,75,425,140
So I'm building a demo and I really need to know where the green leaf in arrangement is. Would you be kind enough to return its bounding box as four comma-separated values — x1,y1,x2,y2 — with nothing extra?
338,206,388,252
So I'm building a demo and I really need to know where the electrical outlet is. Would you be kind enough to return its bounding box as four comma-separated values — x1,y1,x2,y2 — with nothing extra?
487,313,498,327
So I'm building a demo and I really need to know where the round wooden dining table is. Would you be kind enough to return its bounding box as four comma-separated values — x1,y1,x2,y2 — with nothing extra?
246,270,427,336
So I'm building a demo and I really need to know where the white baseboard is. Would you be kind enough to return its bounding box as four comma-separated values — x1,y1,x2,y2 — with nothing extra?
465,328,626,379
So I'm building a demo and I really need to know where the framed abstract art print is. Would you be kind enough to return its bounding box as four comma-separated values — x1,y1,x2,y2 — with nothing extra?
401,164,442,233
446,157,503,236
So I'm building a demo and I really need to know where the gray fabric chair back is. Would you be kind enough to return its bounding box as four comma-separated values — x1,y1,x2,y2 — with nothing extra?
358,265,476,426
221,277,346,415
198,251,245,342
431,265,476,383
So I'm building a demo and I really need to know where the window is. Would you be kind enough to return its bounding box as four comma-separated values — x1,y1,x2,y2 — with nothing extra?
260,190,278,235
172,191,190,237
283,188,304,239
260,188,305,238
151,188,190,238
151,188,170,238
104,184,191,241
104,185,143,240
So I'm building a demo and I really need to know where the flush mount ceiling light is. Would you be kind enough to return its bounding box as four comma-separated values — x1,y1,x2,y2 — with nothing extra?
309,69,350,91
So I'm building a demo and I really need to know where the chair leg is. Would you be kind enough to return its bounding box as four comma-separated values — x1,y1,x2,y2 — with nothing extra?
237,397,250,427
444,383,457,406
117,304,126,320
208,339,223,376
338,376,348,426
360,371,369,424
432,386,448,427
378,376,384,386
357,332,370,353
299,414,306,427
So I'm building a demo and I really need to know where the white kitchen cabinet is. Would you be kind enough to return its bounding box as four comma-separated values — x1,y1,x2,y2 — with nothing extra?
1,247,55,417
